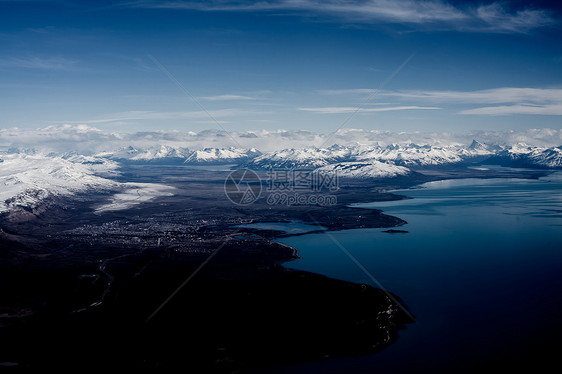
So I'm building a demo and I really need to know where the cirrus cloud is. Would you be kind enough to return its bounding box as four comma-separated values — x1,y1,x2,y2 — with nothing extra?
126,0,556,33
322,87,562,116
299,106,440,114
0,56,78,70
199,94,257,101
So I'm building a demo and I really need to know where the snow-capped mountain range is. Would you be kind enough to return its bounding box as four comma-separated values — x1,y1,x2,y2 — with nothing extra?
1,134,562,214
250,141,561,170
0,153,175,214
250,145,352,169
96,145,261,164
317,161,411,179
96,145,191,162
87,139,562,171
184,147,261,164
483,143,562,169
0,153,119,213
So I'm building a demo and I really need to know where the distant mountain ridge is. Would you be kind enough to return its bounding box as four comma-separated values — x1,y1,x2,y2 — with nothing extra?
5,140,562,169
245,141,497,169
184,147,262,164
483,144,562,169
95,145,260,165
2,140,561,214
88,141,562,177
316,161,411,179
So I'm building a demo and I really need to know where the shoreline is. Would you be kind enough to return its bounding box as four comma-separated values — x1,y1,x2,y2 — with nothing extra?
0,165,556,371
257,167,562,374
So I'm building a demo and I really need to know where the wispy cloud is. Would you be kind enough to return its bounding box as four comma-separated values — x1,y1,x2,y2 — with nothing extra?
127,0,555,33
398,87,562,116
0,56,78,70
299,106,439,114
323,87,562,116
199,94,256,101
52,109,268,125
384,87,562,105
460,104,562,116
473,3,553,33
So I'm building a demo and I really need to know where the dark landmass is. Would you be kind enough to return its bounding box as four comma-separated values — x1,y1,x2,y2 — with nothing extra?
0,233,409,372
0,164,552,371
383,229,409,234
0,166,413,372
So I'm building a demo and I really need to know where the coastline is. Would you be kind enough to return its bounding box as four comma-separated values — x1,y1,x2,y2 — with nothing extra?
260,168,562,374
0,165,556,371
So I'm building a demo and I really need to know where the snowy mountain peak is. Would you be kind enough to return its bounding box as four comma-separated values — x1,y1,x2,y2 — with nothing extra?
469,140,486,151
508,143,535,154
464,139,494,156
0,153,120,213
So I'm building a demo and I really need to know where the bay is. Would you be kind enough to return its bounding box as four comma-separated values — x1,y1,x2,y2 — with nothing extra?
261,171,562,373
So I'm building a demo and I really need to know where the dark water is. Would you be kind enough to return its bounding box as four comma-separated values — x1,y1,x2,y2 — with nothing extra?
260,172,562,373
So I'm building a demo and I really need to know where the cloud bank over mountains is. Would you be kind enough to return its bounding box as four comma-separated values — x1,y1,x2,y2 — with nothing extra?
1,125,561,214
1,125,561,155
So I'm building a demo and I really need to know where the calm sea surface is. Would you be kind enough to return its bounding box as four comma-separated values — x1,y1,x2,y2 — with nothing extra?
258,171,562,373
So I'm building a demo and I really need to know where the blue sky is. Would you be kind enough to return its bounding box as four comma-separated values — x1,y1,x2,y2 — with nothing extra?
1,0,561,133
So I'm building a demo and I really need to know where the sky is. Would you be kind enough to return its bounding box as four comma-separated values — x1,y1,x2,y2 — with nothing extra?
1,0,561,135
